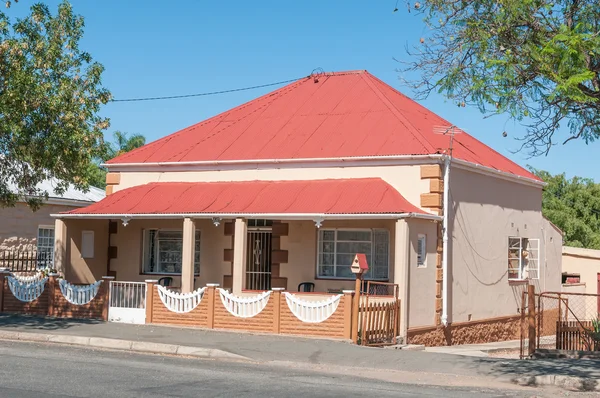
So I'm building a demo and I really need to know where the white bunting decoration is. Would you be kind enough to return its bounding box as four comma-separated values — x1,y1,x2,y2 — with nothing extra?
157,285,206,313
6,276,48,303
218,289,271,318
284,292,342,323
59,279,103,306
10,273,43,283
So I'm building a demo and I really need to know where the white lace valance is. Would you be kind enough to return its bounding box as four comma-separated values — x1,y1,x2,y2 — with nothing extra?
6,276,48,303
157,286,206,313
59,279,103,306
284,293,342,323
218,289,271,318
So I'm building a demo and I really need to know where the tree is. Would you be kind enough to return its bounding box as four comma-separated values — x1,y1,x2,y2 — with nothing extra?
400,0,600,155
1,1,111,208
88,131,146,189
532,168,600,249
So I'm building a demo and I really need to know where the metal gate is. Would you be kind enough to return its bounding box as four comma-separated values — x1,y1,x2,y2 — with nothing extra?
108,281,147,324
246,230,272,291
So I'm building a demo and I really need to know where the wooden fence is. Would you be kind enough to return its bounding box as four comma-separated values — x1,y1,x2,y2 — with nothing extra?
556,321,600,351
359,299,400,346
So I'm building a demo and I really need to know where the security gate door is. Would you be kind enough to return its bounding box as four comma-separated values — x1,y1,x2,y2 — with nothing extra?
246,229,272,291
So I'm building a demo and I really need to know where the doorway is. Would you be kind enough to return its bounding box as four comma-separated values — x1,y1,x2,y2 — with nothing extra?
245,220,273,291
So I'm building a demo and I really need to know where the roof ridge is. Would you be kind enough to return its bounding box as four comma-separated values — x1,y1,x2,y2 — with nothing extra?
361,72,436,153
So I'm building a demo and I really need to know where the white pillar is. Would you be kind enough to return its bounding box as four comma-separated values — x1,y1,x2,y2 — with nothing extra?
53,218,68,275
232,218,247,295
181,217,195,293
394,219,410,341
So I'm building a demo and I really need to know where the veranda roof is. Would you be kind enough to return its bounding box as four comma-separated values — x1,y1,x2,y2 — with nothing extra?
56,178,437,220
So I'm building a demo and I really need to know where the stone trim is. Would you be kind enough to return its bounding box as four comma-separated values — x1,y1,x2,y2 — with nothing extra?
407,314,522,346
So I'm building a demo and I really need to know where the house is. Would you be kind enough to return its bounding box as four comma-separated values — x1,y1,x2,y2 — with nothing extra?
562,246,600,317
0,179,105,270
51,70,562,345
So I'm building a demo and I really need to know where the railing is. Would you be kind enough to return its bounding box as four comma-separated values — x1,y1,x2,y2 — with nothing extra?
556,321,600,351
0,251,53,272
109,281,146,309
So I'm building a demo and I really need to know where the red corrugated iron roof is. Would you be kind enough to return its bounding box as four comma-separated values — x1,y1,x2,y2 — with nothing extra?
107,70,537,181
63,178,426,216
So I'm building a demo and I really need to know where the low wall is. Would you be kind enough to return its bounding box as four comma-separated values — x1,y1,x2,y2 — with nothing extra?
407,315,522,346
0,273,109,320
147,284,352,340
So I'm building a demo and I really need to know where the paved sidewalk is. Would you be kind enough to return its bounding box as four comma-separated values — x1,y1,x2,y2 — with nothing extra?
0,314,598,392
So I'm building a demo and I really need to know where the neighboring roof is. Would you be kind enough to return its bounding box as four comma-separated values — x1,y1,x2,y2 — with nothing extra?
60,178,427,217
107,70,538,181
563,246,600,260
8,178,105,205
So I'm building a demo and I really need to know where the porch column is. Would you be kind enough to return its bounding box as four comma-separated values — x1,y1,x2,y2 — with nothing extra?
181,217,196,293
232,218,247,295
54,218,68,275
394,219,410,342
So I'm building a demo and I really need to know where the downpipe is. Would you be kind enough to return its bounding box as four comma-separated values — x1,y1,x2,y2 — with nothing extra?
441,156,450,327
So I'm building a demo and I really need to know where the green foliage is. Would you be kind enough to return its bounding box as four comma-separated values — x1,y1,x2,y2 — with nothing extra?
0,1,111,208
531,168,600,249
401,0,600,155
88,131,147,188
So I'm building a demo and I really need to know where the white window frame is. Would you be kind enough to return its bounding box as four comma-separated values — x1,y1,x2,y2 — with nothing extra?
508,237,540,281
417,234,427,268
81,231,95,259
37,225,55,268
316,228,389,280
142,229,201,275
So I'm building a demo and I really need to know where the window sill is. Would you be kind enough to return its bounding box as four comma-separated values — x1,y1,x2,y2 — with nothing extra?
508,279,530,284
140,273,201,277
315,276,389,282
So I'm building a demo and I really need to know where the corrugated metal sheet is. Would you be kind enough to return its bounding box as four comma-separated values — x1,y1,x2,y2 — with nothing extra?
8,178,105,203
64,178,425,216
107,70,537,180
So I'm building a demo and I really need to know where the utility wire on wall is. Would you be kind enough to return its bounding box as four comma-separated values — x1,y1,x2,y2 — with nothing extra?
110,76,307,103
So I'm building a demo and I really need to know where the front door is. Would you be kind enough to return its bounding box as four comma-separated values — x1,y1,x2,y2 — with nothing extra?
245,228,272,291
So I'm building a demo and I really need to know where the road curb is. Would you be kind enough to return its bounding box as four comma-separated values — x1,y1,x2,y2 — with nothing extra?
512,374,600,392
0,331,250,362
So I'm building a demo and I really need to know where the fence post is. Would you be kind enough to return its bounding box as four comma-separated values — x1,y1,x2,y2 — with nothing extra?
144,279,157,324
0,268,9,313
272,288,284,334
351,276,362,344
342,290,354,340
99,276,114,321
527,284,536,356
206,283,219,329
47,273,58,317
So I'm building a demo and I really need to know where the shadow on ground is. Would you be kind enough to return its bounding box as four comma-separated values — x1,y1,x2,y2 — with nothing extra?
472,357,600,391
0,314,103,331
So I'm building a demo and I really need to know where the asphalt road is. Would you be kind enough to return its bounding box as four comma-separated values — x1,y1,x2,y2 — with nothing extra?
0,340,550,397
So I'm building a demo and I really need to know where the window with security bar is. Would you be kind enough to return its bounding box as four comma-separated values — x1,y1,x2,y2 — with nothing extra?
37,226,55,268
317,229,389,280
142,229,200,275
508,237,540,281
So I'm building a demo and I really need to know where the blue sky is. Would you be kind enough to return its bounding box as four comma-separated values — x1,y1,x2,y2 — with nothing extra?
8,0,598,180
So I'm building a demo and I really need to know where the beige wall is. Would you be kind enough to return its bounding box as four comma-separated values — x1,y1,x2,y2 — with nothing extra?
562,246,600,296
0,203,72,250
113,164,430,214
406,218,438,328
63,219,108,283
281,220,396,293
448,167,562,323
109,218,231,289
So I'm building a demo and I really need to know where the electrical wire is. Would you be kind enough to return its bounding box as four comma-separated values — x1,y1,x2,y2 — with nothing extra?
110,76,307,103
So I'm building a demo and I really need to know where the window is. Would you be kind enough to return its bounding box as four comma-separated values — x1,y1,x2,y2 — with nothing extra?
81,231,94,258
142,229,201,275
247,219,273,228
508,237,540,281
417,234,427,268
317,229,389,280
37,226,54,268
